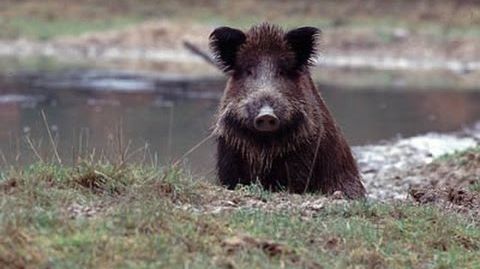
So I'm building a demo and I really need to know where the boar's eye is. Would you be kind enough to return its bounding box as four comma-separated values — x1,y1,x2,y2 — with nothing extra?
209,27,246,72
231,68,253,80
284,27,320,70
244,67,254,76
277,60,299,78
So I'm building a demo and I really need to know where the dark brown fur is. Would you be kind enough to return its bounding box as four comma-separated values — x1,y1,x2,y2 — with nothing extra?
210,23,365,199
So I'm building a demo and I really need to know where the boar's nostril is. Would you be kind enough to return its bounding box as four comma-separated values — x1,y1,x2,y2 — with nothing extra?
254,105,280,132
254,114,279,132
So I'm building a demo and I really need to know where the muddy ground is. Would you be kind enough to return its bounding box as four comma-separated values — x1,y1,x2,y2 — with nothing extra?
356,124,480,200
171,124,480,218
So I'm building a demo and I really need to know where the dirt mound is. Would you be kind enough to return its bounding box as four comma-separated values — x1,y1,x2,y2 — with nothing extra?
408,147,480,190
409,187,480,221
410,187,479,207
406,148,480,216
356,132,478,200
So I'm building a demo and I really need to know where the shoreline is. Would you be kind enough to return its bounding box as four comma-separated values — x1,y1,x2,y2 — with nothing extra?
355,126,480,200
2,39,480,73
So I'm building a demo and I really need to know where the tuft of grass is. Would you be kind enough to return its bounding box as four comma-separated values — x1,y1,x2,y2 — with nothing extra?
2,161,480,268
435,146,480,163
237,181,273,202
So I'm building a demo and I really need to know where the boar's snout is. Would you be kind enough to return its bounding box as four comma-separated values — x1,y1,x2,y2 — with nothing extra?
253,105,280,132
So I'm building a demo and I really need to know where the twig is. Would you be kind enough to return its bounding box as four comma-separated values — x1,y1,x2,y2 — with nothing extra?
172,133,214,167
183,40,218,68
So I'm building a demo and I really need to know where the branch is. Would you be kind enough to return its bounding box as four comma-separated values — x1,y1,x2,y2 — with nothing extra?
182,40,218,68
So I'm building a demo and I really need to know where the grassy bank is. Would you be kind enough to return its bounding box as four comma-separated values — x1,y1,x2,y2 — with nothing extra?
1,0,480,40
1,159,480,268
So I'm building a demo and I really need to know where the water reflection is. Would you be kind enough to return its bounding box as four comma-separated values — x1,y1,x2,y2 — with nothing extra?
0,76,479,174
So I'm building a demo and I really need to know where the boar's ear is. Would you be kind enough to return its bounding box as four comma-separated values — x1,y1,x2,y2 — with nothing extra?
285,27,320,69
209,27,246,72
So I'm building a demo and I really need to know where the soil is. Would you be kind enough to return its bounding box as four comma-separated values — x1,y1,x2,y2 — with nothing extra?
356,123,480,198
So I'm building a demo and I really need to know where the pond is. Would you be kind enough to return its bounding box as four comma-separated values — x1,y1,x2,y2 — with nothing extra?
1,65,480,175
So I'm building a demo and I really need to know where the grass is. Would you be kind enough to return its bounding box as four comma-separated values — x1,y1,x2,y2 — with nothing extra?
434,146,480,163
1,0,480,40
1,160,480,268
2,16,142,41
0,0,147,40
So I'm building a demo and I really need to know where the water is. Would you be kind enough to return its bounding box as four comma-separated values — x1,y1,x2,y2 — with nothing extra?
1,68,480,174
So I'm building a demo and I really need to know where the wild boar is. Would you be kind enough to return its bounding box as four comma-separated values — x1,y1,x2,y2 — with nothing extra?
209,23,365,199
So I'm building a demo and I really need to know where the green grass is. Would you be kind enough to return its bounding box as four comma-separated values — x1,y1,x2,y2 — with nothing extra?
0,56,92,73
1,16,143,40
434,146,480,163
1,161,480,268
1,0,480,41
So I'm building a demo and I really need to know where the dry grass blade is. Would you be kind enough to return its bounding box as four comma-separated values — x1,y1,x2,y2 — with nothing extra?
172,133,214,167
41,110,62,164
25,135,44,163
0,149,9,167
167,105,174,157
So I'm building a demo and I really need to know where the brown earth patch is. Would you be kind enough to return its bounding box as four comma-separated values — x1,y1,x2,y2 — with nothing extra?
409,148,480,190
406,148,480,216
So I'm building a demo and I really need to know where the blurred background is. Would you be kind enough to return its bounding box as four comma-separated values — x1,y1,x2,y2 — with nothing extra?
0,0,479,174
